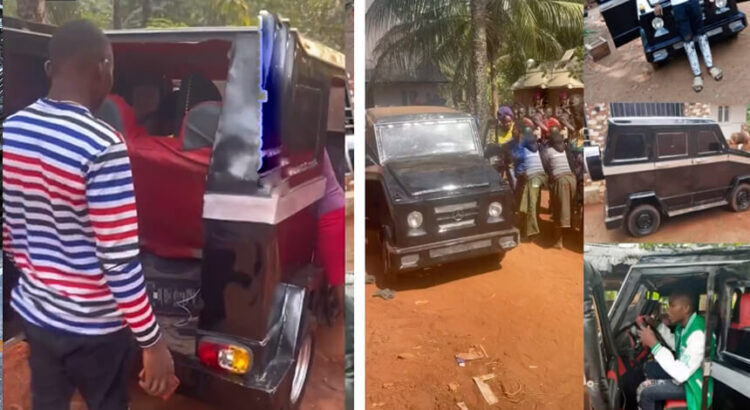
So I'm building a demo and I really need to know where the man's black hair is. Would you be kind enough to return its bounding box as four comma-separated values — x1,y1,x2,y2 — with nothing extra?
670,285,699,313
49,20,110,65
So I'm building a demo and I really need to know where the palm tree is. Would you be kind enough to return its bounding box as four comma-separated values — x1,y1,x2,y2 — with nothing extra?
368,0,583,118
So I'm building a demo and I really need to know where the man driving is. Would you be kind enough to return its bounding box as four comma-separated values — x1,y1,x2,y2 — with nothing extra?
636,288,714,410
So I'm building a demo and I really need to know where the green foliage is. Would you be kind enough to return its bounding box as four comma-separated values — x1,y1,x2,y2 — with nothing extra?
5,0,345,51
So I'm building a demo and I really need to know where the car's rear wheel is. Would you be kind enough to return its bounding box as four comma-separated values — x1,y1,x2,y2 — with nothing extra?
729,183,750,212
626,204,661,237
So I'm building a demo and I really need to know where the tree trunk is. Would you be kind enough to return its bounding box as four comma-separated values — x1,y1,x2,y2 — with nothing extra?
141,0,152,28
469,0,491,127
113,0,122,29
17,0,47,24
488,42,498,116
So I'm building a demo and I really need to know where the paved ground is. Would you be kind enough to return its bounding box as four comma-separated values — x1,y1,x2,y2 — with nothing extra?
585,3,750,103
584,202,750,243
365,215,583,409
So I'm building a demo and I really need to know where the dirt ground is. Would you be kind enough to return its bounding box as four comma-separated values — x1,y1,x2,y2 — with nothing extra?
585,3,750,103
584,202,750,243
365,215,583,409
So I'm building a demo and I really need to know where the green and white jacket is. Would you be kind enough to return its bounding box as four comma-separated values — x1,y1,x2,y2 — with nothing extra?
651,313,715,410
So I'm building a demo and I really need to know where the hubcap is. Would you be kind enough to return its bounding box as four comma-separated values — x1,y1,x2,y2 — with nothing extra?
290,335,312,404
636,212,653,230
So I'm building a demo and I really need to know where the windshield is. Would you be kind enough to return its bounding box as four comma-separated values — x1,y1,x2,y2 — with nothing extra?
376,119,480,162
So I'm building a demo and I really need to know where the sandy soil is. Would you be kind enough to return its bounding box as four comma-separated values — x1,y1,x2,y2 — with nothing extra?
365,215,583,409
585,3,750,104
584,202,750,243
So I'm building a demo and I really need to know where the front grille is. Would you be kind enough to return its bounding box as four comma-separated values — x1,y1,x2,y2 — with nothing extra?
434,201,479,233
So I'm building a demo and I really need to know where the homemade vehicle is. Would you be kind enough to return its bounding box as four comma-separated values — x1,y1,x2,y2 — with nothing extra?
3,12,348,409
365,106,519,279
584,250,750,410
598,0,747,65
585,117,750,237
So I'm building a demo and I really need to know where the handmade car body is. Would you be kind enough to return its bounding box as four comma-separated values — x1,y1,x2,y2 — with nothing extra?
3,12,348,409
585,117,750,237
584,250,750,410
365,106,519,276
598,0,747,64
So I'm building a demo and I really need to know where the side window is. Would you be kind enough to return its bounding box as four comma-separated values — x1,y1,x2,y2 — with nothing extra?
695,130,724,155
656,131,688,159
726,287,750,361
613,133,647,162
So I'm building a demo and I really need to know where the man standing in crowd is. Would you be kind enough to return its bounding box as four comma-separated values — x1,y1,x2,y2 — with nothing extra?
2,20,175,409
655,0,723,92
637,288,715,410
541,119,581,248
513,120,547,240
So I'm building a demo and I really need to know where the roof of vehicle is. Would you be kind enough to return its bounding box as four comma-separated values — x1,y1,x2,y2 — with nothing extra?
634,248,750,271
608,117,718,126
366,106,472,124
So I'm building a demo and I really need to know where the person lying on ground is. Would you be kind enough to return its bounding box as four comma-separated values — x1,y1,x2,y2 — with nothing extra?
540,120,583,248
654,0,723,92
2,20,175,410
512,120,548,240
636,288,715,410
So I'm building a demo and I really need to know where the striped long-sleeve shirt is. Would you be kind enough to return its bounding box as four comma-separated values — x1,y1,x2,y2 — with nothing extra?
2,98,161,348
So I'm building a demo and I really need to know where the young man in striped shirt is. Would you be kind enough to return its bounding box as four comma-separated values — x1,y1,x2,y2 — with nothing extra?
2,20,175,409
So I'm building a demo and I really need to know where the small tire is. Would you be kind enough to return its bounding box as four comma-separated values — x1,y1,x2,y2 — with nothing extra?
729,183,750,212
380,228,396,284
626,204,661,237
285,325,315,410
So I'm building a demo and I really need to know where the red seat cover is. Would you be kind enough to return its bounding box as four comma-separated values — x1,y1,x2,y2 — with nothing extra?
664,399,687,409
127,105,215,258
733,293,750,329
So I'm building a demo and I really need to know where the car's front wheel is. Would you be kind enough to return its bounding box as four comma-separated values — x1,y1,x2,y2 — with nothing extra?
626,204,661,237
729,183,750,212
286,327,315,410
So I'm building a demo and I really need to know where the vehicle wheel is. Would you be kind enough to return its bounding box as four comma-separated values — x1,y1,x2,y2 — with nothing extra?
286,326,315,409
626,204,661,237
380,228,396,284
729,183,750,212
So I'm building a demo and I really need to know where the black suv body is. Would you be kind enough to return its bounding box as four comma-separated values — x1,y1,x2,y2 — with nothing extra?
584,250,750,410
365,106,519,277
585,117,750,237
599,0,747,64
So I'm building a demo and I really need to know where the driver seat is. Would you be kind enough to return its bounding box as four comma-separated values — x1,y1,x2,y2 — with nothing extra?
664,400,687,410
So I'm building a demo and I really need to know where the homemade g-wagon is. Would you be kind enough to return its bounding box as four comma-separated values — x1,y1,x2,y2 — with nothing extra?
365,106,519,279
598,0,747,65
585,117,750,237
584,250,750,410
3,12,348,409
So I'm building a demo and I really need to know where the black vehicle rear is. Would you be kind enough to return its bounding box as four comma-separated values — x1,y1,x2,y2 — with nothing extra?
599,0,747,63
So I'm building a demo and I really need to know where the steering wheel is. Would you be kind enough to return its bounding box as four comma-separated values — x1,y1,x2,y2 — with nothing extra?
632,315,675,356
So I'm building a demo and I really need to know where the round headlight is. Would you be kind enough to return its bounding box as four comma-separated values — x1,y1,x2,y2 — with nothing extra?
716,0,727,8
651,17,664,30
407,211,423,229
488,202,503,218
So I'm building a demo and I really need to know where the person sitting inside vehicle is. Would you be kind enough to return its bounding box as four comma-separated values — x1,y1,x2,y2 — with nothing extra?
540,119,580,248
654,0,723,92
636,287,715,410
512,119,547,240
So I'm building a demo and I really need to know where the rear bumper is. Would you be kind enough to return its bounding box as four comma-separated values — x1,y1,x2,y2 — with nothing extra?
172,351,293,410
643,12,746,62
386,228,519,272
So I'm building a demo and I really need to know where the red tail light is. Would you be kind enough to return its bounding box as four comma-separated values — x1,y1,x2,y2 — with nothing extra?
197,339,253,375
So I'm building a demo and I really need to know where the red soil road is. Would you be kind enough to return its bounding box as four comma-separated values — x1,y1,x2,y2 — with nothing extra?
584,202,750,244
585,3,750,104
365,228,583,409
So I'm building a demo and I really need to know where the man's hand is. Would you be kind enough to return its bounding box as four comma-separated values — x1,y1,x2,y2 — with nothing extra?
638,325,658,348
139,338,175,397
654,4,663,16
642,315,660,329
